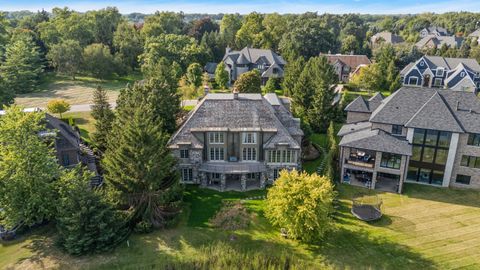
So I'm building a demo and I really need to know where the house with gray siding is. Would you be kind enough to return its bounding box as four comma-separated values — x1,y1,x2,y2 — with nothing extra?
222,47,286,84
400,56,480,92
339,87,480,193
168,92,303,191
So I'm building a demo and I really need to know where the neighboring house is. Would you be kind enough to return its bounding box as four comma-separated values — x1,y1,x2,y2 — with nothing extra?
400,55,480,92
168,92,303,191
204,62,217,81
419,26,450,38
415,35,463,50
467,29,480,43
222,47,286,84
338,87,480,193
370,31,404,47
323,54,371,83
0,108,101,186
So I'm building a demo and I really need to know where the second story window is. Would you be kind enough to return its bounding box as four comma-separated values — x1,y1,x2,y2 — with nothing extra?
242,147,257,161
380,153,402,169
210,147,225,161
209,132,224,144
460,155,480,169
243,132,256,144
392,125,403,135
180,149,189,159
435,68,444,77
467,133,480,147
268,150,295,163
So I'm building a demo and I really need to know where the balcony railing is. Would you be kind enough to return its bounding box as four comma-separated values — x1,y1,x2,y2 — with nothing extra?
346,158,375,168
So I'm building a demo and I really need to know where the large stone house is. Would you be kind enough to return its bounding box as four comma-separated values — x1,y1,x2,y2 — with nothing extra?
400,56,480,92
222,47,286,84
168,93,303,191
323,54,371,83
338,87,480,193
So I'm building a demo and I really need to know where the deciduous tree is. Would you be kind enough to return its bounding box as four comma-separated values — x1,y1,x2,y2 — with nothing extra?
186,63,203,88
82,43,116,79
215,62,229,89
47,39,82,79
233,69,261,93
0,106,60,227
46,99,70,118
265,170,335,243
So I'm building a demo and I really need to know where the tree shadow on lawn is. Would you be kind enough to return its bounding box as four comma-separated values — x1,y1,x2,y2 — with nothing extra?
402,183,480,208
310,227,437,270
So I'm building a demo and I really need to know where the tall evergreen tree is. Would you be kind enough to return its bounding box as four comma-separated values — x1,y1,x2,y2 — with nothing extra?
282,57,305,97
56,166,127,255
102,81,182,229
0,34,43,94
0,106,60,227
91,86,115,152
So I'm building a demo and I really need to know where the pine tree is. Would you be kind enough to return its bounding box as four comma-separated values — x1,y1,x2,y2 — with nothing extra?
0,34,43,94
0,106,60,227
56,166,127,255
264,77,277,93
386,60,401,93
91,86,115,152
102,81,182,229
215,62,229,89
0,77,14,107
282,57,305,97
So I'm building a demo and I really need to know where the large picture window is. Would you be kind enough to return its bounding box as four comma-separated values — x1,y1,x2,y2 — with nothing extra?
380,153,401,169
181,168,193,182
407,129,451,185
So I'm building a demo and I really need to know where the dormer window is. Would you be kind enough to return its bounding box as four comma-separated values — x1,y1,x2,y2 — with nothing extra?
243,132,256,144
461,71,466,77
436,68,444,77
209,132,224,144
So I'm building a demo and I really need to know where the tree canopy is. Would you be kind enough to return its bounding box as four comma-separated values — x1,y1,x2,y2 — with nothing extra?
233,69,262,93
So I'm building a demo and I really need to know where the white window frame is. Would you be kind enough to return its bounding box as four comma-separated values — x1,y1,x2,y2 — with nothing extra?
433,78,443,87
180,149,189,159
419,61,424,67
242,147,257,161
209,132,224,144
181,168,193,182
209,147,225,161
461,71,466,78
242,132,257,144
409,77,419,85
435,68,444,77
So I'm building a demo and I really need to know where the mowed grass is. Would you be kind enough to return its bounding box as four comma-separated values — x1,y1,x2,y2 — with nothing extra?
2,183,480,269
62,111,96,143
15,72,142,108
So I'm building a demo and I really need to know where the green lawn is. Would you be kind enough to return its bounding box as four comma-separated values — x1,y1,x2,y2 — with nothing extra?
15,72,142,108
2,183,480,269
62,111,96,143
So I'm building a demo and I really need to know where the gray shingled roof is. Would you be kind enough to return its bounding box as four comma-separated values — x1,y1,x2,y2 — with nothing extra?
223,47,286,66
337,121,372,137
405,92,464,133
344,96,369,113
371,31,404,44
415,36,463,49
339,129,412,156
344,93,383,113
370,87,480,133
169,93,301,149
468,29,480,37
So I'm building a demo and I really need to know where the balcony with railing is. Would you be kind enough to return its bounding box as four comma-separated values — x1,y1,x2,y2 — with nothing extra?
346,150,376,169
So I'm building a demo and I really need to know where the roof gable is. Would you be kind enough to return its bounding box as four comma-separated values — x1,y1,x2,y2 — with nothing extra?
345,96,369,113
339,129,412,156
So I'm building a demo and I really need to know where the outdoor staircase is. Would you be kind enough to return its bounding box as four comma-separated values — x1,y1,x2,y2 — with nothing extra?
79,143,103,187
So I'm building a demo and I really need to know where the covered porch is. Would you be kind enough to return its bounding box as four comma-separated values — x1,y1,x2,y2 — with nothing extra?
199,162,266,191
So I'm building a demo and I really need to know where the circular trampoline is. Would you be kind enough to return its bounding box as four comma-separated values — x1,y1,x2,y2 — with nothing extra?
351,194,383,221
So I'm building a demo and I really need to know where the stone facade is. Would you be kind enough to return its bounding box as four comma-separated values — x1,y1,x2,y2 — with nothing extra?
450,134,480,189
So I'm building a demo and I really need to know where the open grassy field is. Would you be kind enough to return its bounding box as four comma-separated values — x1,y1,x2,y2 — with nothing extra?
14,73,141,108
2,183,480,269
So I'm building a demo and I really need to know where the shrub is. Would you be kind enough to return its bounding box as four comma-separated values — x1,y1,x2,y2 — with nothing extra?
134,220,153,234
234,69,261,93
209,201,250,230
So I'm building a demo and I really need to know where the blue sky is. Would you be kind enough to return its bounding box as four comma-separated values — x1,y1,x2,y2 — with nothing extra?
0,0,479,14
